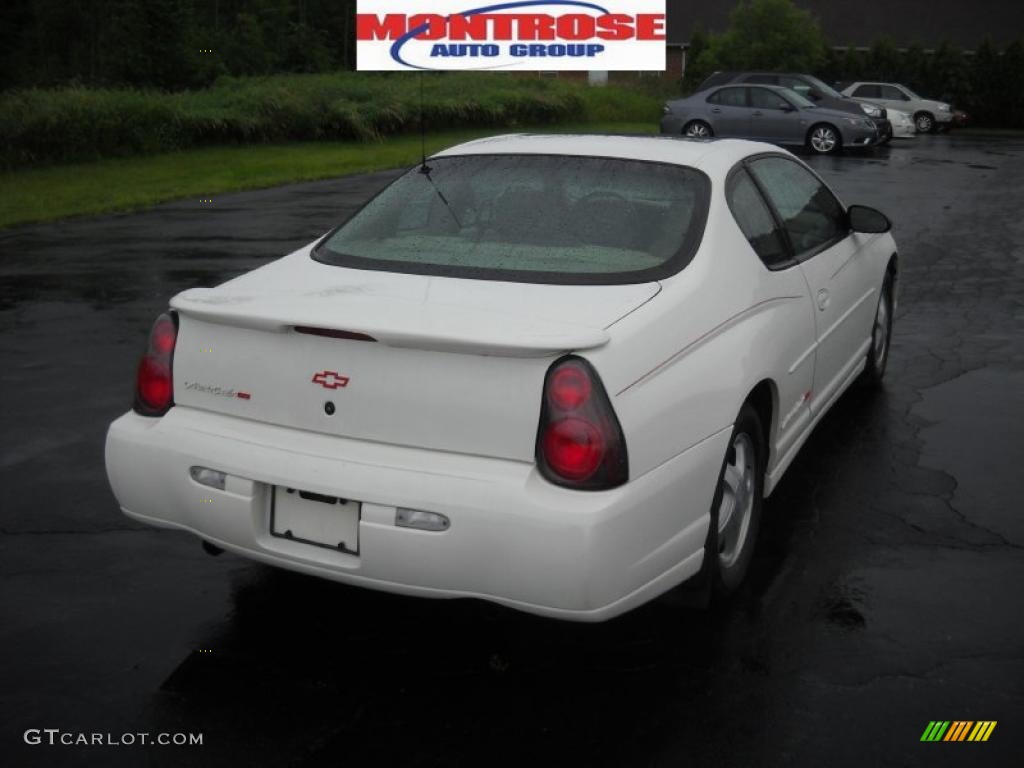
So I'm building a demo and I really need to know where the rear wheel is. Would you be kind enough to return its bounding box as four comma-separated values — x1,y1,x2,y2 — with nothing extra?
914,112,935,133
861,270,894,385
683,120,713,139
808,124,841,154
658,403,765,609
706,403,765,596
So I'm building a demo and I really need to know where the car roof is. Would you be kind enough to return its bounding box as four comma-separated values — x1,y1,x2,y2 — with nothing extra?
697,83,799,99
433,134,774,173
711,83,793,92
719,71,818,80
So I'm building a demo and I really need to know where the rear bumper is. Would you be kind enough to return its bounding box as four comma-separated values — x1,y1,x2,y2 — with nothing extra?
105,408,728,621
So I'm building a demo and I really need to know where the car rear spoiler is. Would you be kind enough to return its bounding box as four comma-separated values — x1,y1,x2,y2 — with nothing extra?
170,288,610,358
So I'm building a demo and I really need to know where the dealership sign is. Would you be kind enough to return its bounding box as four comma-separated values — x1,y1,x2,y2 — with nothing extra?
356,1,666,71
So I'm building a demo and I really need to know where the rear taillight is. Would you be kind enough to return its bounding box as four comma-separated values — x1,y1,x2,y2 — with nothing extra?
536,356,628,490
133,312,178,417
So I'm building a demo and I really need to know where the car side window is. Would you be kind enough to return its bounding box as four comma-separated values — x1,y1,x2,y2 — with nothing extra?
748,157,847,260
880,85,909,101
750,88,788,110
708,87,747,107
726,168,791,269
853,84,881,99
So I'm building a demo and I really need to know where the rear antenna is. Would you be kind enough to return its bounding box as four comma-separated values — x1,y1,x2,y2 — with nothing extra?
419,72,430,174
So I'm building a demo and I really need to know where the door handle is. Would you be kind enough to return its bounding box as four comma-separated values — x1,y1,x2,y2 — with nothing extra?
711,107,722,114
752,111,763,117
817,289,830,311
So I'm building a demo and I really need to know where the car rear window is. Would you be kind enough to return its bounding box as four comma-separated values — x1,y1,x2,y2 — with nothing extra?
313,154,710,285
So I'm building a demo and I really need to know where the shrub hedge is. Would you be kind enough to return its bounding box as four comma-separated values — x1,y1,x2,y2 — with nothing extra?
0,73,662,168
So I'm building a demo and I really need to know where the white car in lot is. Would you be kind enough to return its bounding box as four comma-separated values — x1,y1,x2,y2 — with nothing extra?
841,82,953,133
105,135,898,621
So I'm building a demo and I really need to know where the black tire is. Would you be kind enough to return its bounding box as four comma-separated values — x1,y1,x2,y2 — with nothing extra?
705,403,765,597
862,270,895,386
683,120,713,139
914,111,936,134
807,123,842,154
657,402,766,610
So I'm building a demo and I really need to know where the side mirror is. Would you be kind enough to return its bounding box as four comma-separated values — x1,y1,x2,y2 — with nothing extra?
779,102,796,112
808,89,823,101
848,204,891,234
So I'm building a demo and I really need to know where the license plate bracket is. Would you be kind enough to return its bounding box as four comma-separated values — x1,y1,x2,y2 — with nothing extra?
270,486,360,555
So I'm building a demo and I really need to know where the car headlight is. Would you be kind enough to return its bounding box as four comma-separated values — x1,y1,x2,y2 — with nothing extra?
663,104,672,115
846,117,874,127
938,104,951,112
860,103,882,118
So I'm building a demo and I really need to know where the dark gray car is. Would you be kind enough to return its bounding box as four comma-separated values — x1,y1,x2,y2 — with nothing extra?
697,71,893,142
660,84,881,155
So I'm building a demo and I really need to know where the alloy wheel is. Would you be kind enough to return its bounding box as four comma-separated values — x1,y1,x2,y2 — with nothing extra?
810,126,838,153
685,122,711,139
873,281,891,369
717,433,756,570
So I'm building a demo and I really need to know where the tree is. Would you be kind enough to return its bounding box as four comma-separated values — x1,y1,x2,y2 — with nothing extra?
222,11,278,76
900,43,929,94
927,40,968,103
818,45,845,85
867,38,902,81
694,0,828,75
682,25,711,90
1000,39,1024,128
968,39,1002,124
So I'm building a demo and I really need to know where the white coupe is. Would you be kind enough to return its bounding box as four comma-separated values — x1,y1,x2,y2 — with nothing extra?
105,135,898,621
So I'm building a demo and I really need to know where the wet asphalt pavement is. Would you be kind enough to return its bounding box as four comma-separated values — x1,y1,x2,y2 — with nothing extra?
1,133,1022,767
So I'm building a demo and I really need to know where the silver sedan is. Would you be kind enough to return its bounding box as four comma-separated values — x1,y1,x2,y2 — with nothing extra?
661,84,881,154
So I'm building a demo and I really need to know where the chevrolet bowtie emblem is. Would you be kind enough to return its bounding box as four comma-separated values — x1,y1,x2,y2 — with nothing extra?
312,371,350,389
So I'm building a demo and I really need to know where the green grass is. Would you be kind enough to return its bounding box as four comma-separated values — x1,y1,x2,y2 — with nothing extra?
0,72,665,228
0,122,656,229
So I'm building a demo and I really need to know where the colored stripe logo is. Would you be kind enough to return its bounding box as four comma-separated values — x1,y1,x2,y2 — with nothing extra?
920,721,997,742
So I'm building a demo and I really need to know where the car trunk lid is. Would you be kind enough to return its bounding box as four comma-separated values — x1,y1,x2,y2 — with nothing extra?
169,249,658,461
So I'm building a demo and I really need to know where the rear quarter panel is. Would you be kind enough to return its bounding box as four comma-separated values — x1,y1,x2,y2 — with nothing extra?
585,172,817,486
